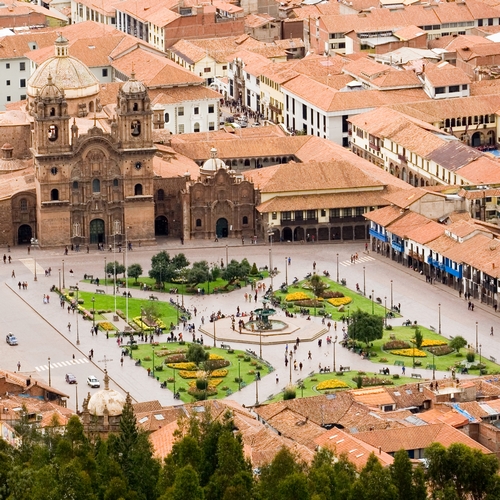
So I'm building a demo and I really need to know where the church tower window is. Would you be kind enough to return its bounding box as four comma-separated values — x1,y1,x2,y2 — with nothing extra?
134,184,143,195
50,189,59,201
48,125,58,141
131,120,141,136
92,178,100,193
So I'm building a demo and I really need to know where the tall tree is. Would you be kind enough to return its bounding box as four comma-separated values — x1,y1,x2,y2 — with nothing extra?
391,449,416,500
351,453,397,500
127,263,143,283
348,310,384,346
106,261,125,277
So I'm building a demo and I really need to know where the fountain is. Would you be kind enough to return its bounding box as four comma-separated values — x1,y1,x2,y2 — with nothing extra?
245,298,287,332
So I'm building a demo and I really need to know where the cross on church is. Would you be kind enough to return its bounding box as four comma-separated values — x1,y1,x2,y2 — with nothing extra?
98,355,113,371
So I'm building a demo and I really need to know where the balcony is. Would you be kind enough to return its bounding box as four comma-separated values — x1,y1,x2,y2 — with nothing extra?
369,142,380,152
280,218,318,225
329,215,365,223
398,154,408,163
369,227,387,242
391,240,404,253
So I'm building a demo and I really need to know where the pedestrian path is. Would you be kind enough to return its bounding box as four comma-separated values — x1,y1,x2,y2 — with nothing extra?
340,255,375,267
19,258,44,276
35,357,90,372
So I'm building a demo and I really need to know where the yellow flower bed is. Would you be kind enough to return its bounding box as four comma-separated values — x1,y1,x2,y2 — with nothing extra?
99,321,116,331
178,370,198,379
167,362,197,371
188,379,224,388
317,379,349,390
327,297,352,307
391,348,427,357
413,339,448,347
211,369,228,377
286,292,310,302
209,354,225,360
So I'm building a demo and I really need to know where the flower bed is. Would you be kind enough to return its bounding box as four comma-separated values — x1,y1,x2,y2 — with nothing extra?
168,362,197,371
188,379,224,388
210,369,228,378
98,321,116,331
352,376,394,386
416,339,448,347
428,345,454,356
322,291,345,299
133,317,166,331
178,370,199,379
209,354,225,360
327,297,352,307
164,353,187,363
390,348,427,357
286,292,310,302
188,386,217,398
383,340,411,350
295,299,323,307
316,379,349,390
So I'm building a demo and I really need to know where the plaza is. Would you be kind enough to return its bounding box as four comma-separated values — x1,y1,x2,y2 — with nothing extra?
0,237,496,410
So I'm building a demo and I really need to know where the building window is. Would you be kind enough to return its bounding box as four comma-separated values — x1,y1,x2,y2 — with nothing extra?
242,216,248,225
5,63,9,69
50,189,59,201
178,124,184,133
19,78,26,88
113,178,119,187
222,65,227,70
20,198,27,211
282,211,291,220
330,208,340,218
209,122,215,131
6,96,10,102
435,87,446,94
20,94,26,100
163,112,169,123
134,184,143,196
295,210,303,221
92,178,100,193
343,208,352,217
19,62,25,71
72,181,79,189
449,85,459,93
194,122,200,132
131,120,141,136
204,67,210,73
272,212,277,220
321,209,326,217
6,80,9,86
157,189,164,200
356,207,364,216
48,125,58,141
208,105,214,113
306,210,316,220
102,68,108,77
196,218,202,227
194,107,199,115
178,107,184,116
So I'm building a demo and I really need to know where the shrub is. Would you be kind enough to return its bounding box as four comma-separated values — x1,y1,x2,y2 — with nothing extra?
455,352,463,357
380,357,388,362
392,374,400,379
417,339,448,347
143,356,152,362
383,340,410,350
234,377,243,383
466,352,476,363
244,356,251,362
353,376,394,387
209,354,225,360
386,324,393,330
310,377,318,382
210,369,228,377
155,365,163,371
355,376,363,389
228,349,234,354
335,371,344,376
283,385,296,400
370,352,377,358
196,378,208,390
414,360,422,366
316,379,349,390
167,362,197,370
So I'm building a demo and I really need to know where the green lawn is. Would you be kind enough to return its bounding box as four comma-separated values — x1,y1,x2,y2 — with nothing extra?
362,325,500,375
265,370,418,403
273,278,389,319
72,290,180,329
128,343,271,403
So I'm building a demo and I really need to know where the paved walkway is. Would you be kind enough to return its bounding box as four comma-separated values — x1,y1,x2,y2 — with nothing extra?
4,238,483,409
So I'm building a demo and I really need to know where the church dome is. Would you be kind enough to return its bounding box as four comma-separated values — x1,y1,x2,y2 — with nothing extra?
27,35,100,101
121,71,147,95
200,147,227,174
87,371,126,417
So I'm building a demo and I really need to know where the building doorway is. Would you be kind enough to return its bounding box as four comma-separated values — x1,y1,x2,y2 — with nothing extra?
17,224,32,244
155,216,168,236
215,218,228,238
90,219,105,244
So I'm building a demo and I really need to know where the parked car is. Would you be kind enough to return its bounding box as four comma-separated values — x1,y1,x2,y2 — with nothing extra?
65,373,77,384
6,333,18,345
87,375,100,388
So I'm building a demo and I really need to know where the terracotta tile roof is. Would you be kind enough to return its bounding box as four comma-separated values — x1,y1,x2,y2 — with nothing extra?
429,34,493,52
132,400,163,413
256,190,391,213
245,13,276,28
394,25,426,41
455,156,500,185
387,211,434,239
381,187,431,209
0,166,35,200
150,419,179,458
315,428,394,469
153,151,200,179
407,220,444,245
355,422,492,454
457,42,500,61
274,38,305,50
426,141,483,171
350,387,396,408
115,0,179,26
150,85,221,105
0,30,57,60
70,0,122,16
364,205,404,226
385,383,430,409
417,407,470,427
424,61,471,87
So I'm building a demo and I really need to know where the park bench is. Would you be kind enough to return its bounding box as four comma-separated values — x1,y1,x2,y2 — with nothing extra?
169,288,178,294
221,343,231,350
341,366,350,372
69,285,79,291
411,373,422,379
149,295,159,301
403,320,411,326
429,326,436,332
96,289,105,294
246,348,257,356
490,356,497,364
84,274,93,280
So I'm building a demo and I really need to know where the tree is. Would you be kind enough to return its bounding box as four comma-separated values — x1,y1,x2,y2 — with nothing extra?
106,261,125,277
149,251,175,285
222,259,250,283
172,253,190,270
127,263,143,283
187,261,210,286
450,336,467,353
351,453,397,500
142,302,160,325
186,343,209,367
414,328,423,350
348,310,384,346
391,449,415,500
310,274,326,300
162,465,204,500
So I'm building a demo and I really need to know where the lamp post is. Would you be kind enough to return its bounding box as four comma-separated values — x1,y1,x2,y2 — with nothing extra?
384,296,387,328
336,253,339,282
152,345,155,378
140,307,144,336
92,297,95,330
176,294,179,324
48,357,51,387
372,289,375,315
255,372,259,406
76,286,80,345
363,266,366,296
268,227,274,289
62,259,65,289
75,382,78,413
390,280,393,310
58,269,61,291
238,360,241,391
259,325,263,358
438,303,441,334
476,321,479,352
285,256,288,285
289,351,293,383
213,314,216,347
432,350,436,380
225,244,228,268
173,367,176,395
333,335,338,372
104,256,107,293
479,343,482,366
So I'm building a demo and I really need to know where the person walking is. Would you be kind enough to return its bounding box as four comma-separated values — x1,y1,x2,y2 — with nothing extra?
67,322,71,332
17,361,20,371
276,374,279,384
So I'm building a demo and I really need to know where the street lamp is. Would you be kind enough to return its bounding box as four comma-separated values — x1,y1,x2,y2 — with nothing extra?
268,227,274,289
213,315,216,347
476,321,479,352
104,256,107,293
289,351,293,383
152,345,155,378
333,335,338,372
75,382,78,413
372,289,374,315
140,307,144,336
176,294,179,323
390,280,393,310
363,266,366,296
76,286,80,345
48,357,51,387
238,360,241,391
336,253,339,282
384,296,387,328
92,297,95,330
34,257,37,281
438,303,441,335
62,259,65,289
285,256,288,285
58,269,61,290
479,344,482,366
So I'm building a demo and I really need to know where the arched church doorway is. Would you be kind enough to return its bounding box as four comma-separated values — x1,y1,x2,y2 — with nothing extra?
18,224,32,244
90,219,105,244
216,218,228,238
472,132,482,147
155,216,168,236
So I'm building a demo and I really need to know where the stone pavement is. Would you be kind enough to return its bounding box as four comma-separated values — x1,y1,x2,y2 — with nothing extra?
4,238,482,409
